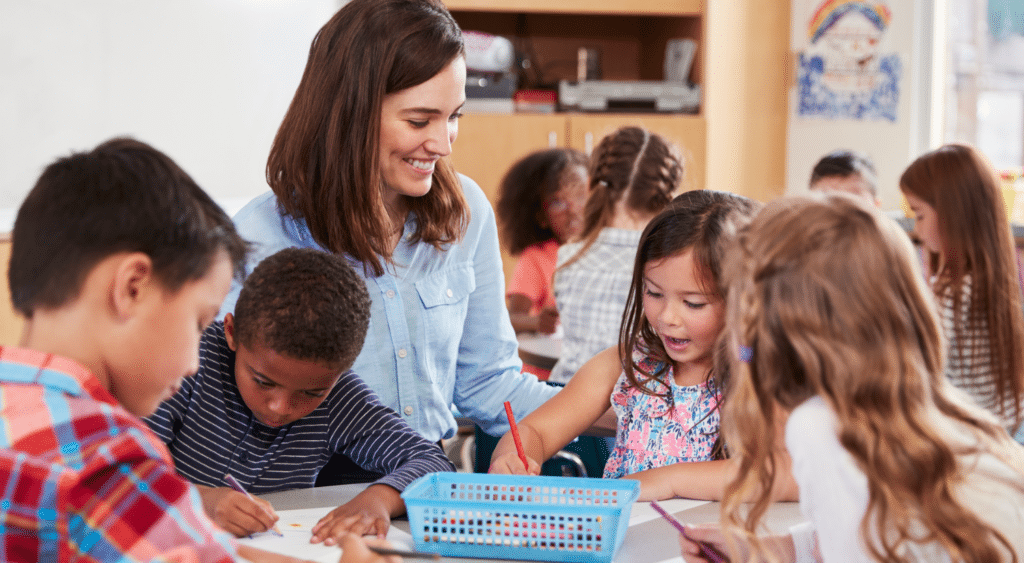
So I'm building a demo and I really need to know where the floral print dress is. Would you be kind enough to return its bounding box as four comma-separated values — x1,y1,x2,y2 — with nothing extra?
603,350,721,479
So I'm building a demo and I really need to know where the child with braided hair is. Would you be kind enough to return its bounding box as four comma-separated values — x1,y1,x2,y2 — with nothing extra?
548,126,684,384
491,191,799,503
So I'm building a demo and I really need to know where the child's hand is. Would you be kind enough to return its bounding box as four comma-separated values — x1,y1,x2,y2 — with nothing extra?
488,451,542,475
537,306,559,334
337,534,401,563
196,485,279,538
678,525,733,562
678,525,797,563
311,484,401,544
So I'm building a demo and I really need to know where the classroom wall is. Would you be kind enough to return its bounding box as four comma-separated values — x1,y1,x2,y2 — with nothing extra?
784,0,944,209
1,0,341,230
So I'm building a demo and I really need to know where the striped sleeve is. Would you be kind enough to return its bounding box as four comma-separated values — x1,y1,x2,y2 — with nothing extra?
327,371,455,491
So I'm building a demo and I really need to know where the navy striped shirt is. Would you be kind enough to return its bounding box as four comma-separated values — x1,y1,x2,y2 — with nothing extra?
145,322,454,494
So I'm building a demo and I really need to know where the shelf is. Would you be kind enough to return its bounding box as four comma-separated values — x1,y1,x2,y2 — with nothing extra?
444,0,702,16
452,11,702,85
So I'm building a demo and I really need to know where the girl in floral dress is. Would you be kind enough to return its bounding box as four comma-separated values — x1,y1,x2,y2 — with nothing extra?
490,190,799,502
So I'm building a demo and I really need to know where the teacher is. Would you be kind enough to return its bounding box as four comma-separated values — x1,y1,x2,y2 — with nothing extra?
222,0,558,444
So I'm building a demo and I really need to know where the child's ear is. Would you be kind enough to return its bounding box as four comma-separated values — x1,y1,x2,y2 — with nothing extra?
110,253,154,321
223,313,238,352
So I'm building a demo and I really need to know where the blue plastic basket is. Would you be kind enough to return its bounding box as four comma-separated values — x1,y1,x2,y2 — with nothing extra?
401,473,639,562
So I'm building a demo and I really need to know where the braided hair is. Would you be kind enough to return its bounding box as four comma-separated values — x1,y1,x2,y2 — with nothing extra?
558,126,683,271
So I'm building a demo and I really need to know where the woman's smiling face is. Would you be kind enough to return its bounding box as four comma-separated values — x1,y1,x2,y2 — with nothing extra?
378,56,466,208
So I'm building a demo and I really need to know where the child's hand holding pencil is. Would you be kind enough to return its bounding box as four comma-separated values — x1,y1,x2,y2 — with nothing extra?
195,476,281,538
487,402,542,475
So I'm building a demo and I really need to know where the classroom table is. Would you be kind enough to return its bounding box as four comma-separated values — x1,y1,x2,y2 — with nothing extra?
258,483,805,563
516,334,561,372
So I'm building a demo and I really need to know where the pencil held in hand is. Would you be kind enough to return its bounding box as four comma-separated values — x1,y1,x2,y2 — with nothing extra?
223,473,282,537
650,500,726,563
503,401,530,471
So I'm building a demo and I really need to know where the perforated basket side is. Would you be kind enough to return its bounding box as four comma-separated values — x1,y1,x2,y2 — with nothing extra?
401,473,639,563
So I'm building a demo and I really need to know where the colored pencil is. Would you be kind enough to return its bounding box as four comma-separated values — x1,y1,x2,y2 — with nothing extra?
503,401,530,471
650,500,726,563
368,546,441,559
224,473,283,537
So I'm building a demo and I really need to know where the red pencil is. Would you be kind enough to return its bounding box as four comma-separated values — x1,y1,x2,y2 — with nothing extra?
503,401,530,471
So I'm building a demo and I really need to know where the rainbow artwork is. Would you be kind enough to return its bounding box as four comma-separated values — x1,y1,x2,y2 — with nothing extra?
808,0,892,43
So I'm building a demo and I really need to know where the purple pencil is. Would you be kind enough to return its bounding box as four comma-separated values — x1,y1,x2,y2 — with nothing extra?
649,500,726,563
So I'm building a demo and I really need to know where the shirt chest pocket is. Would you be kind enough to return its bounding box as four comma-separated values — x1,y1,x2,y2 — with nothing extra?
415,264,476,364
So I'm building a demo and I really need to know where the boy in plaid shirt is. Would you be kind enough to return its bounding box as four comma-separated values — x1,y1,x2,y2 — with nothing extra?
1,138,395,563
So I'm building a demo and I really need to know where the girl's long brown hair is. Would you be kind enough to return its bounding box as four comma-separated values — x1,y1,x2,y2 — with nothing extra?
557,126,683,271
617,190,760,458
900,144,1024,427
266,0,468,277
721,194,1022,563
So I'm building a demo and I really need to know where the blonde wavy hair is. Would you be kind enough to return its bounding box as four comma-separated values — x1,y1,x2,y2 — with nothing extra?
719,194,1022,563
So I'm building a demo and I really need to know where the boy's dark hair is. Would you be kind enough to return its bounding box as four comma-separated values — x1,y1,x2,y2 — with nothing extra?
809,149,878,196
9,137,248,318
232,248,371,368
496,148,588,255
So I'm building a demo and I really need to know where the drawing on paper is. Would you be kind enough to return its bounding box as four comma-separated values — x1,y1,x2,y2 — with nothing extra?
798,0,901,121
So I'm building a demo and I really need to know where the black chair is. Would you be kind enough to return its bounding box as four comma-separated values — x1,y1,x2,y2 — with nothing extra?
315,453,384,487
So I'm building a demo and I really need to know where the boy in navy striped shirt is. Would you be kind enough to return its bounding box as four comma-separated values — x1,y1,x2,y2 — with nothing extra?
146,247,454,543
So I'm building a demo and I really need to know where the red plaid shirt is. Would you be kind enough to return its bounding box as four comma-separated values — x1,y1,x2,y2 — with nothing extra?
0,346,237,562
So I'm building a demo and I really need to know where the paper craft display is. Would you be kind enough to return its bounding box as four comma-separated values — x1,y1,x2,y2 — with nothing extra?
797,0,901,122
239,507,415,563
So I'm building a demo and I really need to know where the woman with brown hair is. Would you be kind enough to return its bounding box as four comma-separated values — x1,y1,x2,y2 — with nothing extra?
222,0,557,457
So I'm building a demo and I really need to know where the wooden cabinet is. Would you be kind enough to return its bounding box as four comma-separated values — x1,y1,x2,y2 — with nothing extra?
445,0,707,286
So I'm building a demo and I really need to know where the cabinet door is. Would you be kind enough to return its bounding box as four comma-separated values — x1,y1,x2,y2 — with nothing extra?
567,114,707,192
449,113,568,286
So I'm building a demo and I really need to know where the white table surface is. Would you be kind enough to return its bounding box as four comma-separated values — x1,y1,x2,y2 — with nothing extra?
258,482,805,563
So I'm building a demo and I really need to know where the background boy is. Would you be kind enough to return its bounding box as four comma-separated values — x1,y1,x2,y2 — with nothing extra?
808,149,880,206
1,138,392,562
146,247,455,542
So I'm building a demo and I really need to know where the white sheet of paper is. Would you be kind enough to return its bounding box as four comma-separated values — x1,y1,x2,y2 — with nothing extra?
629,498,711,526
238,507,415,563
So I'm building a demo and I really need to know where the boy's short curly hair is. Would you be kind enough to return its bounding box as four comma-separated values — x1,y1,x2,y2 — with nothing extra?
232,248,371,368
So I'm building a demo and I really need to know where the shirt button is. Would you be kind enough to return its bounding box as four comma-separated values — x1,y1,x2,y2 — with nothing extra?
386,290,396,298
446,289,453,298
398,348,408,358
404,406,414,416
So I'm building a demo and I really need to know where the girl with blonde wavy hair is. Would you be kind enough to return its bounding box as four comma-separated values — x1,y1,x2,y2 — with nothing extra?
680,194,1024,563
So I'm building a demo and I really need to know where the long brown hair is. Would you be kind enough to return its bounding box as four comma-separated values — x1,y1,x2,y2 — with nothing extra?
721,194,1021,563
900,144,1024,427
558,126,683,271
618,190,759,401
266,0,468,277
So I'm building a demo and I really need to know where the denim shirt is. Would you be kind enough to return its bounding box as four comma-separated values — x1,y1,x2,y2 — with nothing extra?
222,175,558,442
